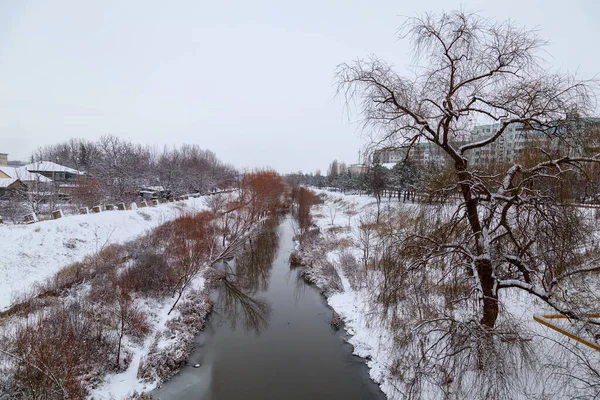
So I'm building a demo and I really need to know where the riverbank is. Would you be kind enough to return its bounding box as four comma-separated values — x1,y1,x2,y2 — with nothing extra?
292,190,399,398
0,197,207,312
0,180,285,399
297,189,600,399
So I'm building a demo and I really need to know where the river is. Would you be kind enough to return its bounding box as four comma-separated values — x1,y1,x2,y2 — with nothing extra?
154,215,384,399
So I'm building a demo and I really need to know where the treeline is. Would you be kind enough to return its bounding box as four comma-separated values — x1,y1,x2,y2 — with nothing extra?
33,135,237,203
286,162,430,200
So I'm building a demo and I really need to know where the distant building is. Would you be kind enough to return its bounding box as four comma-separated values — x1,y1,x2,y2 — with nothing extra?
371,118,600,169
467,118,600,165
467,122,526,165
347,164,367,175
22,161,86,198
373,143,448,169
0,153,7,166
328,160,347,176
372,149,406,164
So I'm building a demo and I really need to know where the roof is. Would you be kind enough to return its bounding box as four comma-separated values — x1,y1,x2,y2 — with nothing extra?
0,166,52,183
23,161,84,175
0,178,20,188
142,186,165,192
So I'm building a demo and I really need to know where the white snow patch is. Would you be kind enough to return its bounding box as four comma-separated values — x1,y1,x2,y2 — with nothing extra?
0,198,207,311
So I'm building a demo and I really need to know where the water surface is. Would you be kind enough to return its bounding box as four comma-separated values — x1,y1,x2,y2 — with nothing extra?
155,216,384,400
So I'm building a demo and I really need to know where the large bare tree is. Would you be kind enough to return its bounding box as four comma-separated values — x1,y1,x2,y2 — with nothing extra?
338,10,600,331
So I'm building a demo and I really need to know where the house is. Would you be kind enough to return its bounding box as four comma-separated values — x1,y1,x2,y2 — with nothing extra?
0,178,26,197
22,161,85,182
22,161,87,198
0,166,52,192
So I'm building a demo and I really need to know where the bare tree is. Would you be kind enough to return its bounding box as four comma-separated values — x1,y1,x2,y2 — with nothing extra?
338,11,600,397
338,10,600,329
0,189,27,223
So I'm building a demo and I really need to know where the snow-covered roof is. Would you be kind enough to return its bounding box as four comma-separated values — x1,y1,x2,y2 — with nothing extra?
0,166,52,183
0,178,19,188
142,186,165,192
23,161,84,175
381,163,397,170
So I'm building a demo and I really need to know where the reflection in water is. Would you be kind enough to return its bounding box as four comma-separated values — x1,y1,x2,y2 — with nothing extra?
213,217,280,334
216,279,271,334
234,217,280,294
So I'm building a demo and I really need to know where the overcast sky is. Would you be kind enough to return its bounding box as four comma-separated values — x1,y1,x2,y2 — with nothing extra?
1,1,599,173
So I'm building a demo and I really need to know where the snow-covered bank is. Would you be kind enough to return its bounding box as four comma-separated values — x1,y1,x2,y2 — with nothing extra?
89,275,214,400
0,198,205,311
300,190,400,397
301,189,600,399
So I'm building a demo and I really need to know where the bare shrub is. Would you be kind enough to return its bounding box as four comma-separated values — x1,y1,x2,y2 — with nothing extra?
48,261,86,293
126,391,153,400
4,301,117,399
327,226,346,235
87,273,118,304
288,250,304,266
304,260,343,296
119,252,175,296
295,187,318,240
330,311,343,331
339,251,363,291
95,245,125,272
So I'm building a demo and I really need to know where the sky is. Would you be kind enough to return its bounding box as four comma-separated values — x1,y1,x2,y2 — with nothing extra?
1,1,599,173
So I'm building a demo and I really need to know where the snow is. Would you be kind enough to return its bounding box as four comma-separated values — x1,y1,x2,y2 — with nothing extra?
0,197,207,311
0,166,52,183
22,160,85,175
0,177,18,188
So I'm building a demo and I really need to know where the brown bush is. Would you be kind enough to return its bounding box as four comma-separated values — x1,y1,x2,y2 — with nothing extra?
87,273,118,304
289,251,304,266
119,252,175,296
92,245,126,276
6,302,117,399
296,187,317,237
48,261,86,293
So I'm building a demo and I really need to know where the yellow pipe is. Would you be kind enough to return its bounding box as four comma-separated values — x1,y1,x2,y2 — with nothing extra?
533,314,600,352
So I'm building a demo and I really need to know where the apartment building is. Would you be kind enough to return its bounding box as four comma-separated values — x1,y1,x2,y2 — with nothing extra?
372,142,448,168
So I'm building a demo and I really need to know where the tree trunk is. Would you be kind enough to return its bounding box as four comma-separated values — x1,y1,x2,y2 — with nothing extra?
457,165,499,328
476,258,498,328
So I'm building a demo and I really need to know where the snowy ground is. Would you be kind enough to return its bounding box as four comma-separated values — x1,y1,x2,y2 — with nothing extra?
0,198,207,311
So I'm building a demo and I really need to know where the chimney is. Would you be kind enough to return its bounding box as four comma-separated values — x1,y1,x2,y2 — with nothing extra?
0,153,7,166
